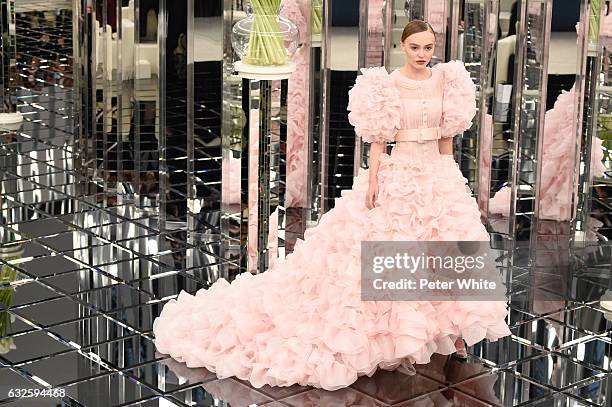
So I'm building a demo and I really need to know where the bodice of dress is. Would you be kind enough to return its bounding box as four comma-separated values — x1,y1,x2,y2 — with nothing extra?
390,68,444,131
389,68,445,160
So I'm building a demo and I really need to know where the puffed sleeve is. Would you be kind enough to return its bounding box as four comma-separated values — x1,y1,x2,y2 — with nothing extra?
347,67,402,144
433,60,477,138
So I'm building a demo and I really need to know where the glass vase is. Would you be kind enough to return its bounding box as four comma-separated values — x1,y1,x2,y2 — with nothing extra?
232,1,299,67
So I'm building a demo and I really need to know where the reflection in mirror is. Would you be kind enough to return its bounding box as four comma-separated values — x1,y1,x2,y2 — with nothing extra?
318,0,360,211
11,1,72,142
474,0,497,221
188,1,223,283
460,1,492,204
529,0,591,276
482,0,611,277
485,0,520,236
132,0,161,213
220,0,243,281
160,0,190,259
484,0,553,255
1,0,17,114
574,1,612,288
388,0,409,70
281,0,313,254
81,0,180,225
308,0,324,223
307,0,332,227
354,0,386,172
73,0,194,297
220,0,307,277
507,0,552,258
0,132,20,247
481,2,507,228
94,0,119,209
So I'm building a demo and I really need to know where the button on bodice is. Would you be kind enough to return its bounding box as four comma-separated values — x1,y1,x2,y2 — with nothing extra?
391,68,444,132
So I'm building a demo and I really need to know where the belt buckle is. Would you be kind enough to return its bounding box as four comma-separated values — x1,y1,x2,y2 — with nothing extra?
417,128,425,143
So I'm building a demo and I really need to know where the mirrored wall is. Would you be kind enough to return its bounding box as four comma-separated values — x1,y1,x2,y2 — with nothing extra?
70,0,612,286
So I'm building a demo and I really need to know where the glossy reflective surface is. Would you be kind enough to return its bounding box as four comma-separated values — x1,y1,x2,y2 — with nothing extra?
0,1,611,407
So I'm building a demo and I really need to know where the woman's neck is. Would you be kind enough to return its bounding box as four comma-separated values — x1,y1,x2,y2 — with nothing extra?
400,65,431,80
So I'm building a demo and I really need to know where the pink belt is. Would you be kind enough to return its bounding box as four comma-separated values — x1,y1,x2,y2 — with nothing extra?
395,127,441,143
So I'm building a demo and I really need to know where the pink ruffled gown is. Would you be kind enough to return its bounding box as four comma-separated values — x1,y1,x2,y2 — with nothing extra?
152,61,512,391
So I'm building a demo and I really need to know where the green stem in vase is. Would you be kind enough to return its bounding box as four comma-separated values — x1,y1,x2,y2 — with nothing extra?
0,296,11,337
256,17,270,64
245,0,287,66
589,0,601,44
0,265,16,338
312,0,322,35
248,17,259,64
267,0,286,63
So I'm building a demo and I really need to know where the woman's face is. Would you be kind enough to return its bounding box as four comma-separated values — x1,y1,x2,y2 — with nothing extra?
400,30,436,70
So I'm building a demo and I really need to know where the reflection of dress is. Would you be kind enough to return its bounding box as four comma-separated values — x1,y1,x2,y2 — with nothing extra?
152,62,511,391
161,353,501,406
489,86,606,230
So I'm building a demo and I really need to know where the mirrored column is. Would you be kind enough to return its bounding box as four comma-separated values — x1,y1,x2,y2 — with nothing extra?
460,0,487,195
242,77,289,274
281,0,314,253
474,0,498,219
572,0,612,313
0,0,17,113
308,0,327,218
353,0,387,173
511,0,553,262
185,1,224,284
318,0,359,211
220,1,295,276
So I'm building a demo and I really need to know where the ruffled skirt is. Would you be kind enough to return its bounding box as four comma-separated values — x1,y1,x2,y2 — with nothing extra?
152,144,511,391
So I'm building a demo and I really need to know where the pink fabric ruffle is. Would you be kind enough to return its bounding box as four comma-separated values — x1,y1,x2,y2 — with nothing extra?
602,13,612,38
426,0,445,33
347,67,402,144
153,147,511,391
281,0,310,208
540,86,579,220
226,156,242,205
280,0,308,44
432,60,477,138
489,85,606,222
489,186,511,217
285,46,310,208
591,134,607,178
367,0,384,33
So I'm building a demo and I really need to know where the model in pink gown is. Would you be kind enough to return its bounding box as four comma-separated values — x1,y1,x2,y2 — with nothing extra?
152,61,512,391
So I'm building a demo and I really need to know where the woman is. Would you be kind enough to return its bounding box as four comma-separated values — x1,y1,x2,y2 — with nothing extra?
152,20,511,391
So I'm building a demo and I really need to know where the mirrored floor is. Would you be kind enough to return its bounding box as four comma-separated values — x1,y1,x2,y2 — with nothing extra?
0,188,610,407
1,5,611,407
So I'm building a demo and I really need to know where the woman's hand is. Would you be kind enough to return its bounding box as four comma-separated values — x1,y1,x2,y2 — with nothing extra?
366,181,379,210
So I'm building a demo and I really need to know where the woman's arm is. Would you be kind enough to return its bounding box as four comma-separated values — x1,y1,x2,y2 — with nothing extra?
438,136,453,155
368,142,386,183
366,142,386,209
